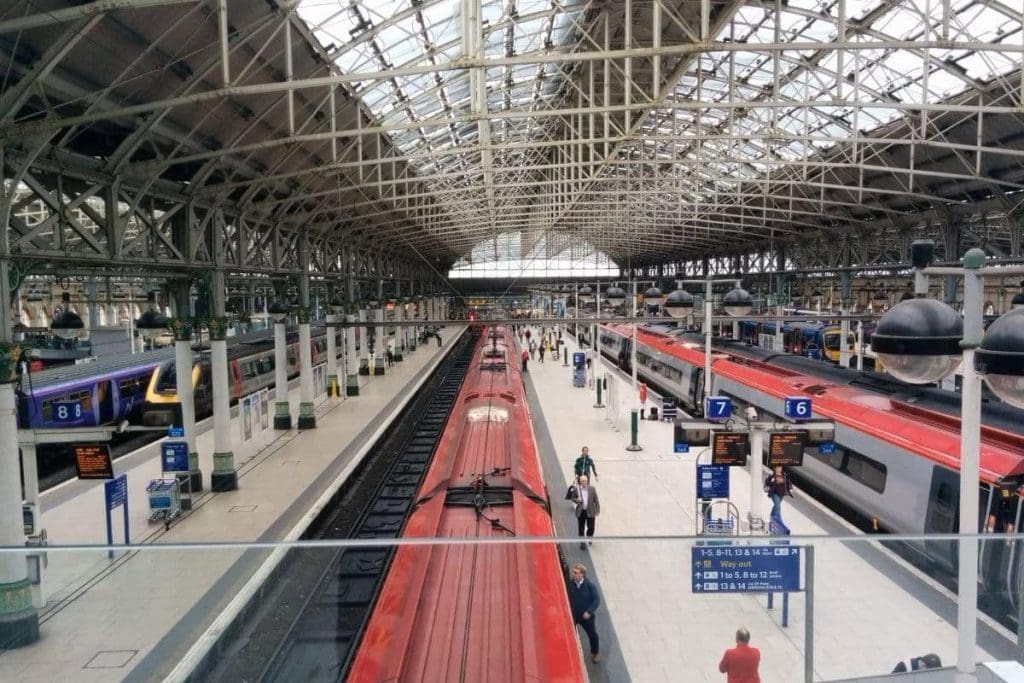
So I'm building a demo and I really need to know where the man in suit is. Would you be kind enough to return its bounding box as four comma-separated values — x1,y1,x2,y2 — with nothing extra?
718,627,760,683
572,475,600,549
568,563,602,663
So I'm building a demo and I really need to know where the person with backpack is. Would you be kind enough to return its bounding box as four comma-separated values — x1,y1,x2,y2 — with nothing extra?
764,466,794,521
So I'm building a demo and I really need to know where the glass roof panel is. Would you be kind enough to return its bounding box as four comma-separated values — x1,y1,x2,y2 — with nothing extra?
290,0,1024,263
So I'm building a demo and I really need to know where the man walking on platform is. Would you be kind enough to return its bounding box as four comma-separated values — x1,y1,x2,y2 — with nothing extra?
568,563,602,663
571,475,600,548
574,446,598,483
719,627,760,683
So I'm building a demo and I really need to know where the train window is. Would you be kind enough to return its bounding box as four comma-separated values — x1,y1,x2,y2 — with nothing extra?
41,398,54,422
119,378,142,395
808,447,886,493
845,451,886,493
155,363,177,392
68,389,91,411
809,447,844,471
928,482,956,533
242,361,257,380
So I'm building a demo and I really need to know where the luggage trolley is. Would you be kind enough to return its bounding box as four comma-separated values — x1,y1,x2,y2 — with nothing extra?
699,500,740,538
146,478,181,528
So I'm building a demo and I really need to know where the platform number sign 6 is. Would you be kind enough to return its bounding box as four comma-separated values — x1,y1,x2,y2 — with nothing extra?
53,401,83,424
784,397,812,421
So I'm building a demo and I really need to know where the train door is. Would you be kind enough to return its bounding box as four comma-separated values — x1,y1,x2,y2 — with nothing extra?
1004,494,1024,617
979,487,1020,615
786,328,802,354
97,379,115,423
924,466,960,572
194,363,213,415
691,367,705,415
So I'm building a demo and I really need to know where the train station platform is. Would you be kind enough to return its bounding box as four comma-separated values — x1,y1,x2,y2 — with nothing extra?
521,325,1019,683
0,327,464,682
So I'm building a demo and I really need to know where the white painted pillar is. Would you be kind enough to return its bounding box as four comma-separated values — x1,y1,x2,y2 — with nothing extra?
345,311,359,395
210,320,236,491
839,304,851,368
359,307,369,375
298,309,315,429
173,322,202,495
775,304,785,352
394,300,404,361
325,312,338,397
273,320,291,430
0,381,38,644
749,429,765,524
373,307,385,375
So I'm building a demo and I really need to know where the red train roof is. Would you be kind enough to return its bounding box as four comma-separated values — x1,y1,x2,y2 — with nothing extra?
347,327,584,683
606,323,1024,484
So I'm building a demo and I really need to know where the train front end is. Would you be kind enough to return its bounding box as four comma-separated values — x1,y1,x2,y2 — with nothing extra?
141,359,200,426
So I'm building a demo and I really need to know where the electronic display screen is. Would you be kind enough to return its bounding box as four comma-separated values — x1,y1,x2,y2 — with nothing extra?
74,444,114,480
711,432,749,466
768,432,807,467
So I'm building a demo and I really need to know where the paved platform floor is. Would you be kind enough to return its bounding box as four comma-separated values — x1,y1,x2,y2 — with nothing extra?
521,324,1016,683
0,330,463,682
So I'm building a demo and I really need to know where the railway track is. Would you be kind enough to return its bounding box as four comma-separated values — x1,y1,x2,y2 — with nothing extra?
202,328,478,682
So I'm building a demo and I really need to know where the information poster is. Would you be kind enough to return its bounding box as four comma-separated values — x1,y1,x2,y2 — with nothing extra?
252,393,262,436
241,397,253,441
260,389,269,430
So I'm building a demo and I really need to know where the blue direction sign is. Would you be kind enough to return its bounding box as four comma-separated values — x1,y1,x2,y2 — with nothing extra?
53,400,83,423
705,396,732,421
817,441,836,455
105,474,128,510
161,441,189,472
696,465,729,499
784,396,812,421
167,426,185,438
692,545,802,593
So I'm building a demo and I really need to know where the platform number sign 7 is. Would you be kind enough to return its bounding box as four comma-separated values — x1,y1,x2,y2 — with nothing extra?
53,401,83,424
784,397,812,421
705,396,732,421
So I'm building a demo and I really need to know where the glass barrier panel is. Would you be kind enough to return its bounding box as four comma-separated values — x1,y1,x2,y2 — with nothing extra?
0,536,1021,682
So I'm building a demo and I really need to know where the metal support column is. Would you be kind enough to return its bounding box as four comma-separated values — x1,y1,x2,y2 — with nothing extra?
210,264,236,490
0,260,39,644
394,296,404,362
172,318,203,495
297,306,315,429
273,320,291,430
209,316,236,491
325,310,338,395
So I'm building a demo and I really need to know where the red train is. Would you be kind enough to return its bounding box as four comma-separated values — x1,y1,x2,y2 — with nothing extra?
347,326,584,682
594,321,1024,623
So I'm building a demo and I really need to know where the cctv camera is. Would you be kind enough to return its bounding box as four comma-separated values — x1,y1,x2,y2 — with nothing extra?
744,406,758,422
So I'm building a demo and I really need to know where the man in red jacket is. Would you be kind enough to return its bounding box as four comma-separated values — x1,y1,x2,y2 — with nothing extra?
719,627,760,682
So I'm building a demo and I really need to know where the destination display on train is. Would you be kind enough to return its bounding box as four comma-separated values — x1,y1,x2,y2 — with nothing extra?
711,432,749,466
768,431,808,467
692,545,802,593
74,444,114,480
